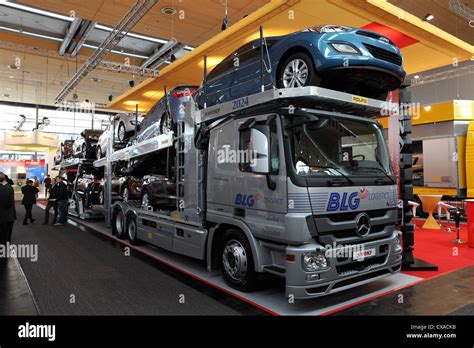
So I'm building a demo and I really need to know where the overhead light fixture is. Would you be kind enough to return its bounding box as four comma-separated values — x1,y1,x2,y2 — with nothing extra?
108,95,114,102
423,13,434,21
8,75,14,79
90,77,102,82
414,75,420,79
161,7,177,16
129,80,135,88
0,1,74,21
7,64,19,70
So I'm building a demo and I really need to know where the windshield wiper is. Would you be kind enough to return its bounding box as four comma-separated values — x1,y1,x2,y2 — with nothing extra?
360,167,395,184
310,166,354,186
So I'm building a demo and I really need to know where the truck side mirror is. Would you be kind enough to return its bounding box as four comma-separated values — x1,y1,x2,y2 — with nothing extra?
250,126,270,174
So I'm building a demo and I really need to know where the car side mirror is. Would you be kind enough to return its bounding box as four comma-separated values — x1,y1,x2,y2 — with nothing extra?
250,126,270,174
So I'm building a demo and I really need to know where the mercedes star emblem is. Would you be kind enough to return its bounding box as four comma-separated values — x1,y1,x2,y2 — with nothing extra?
355,213,371,237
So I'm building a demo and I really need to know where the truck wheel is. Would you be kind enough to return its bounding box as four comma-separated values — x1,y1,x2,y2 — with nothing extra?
112,209,127,239
127,214,142,245
221,229,257,292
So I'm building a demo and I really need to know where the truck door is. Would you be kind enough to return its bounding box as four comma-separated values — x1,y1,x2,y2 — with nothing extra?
232,115,288,243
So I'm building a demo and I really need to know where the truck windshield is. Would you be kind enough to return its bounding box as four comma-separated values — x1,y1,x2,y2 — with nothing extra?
288,116,391,178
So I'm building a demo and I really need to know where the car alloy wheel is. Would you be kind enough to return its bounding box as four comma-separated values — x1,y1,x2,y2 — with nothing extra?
122,187,129,202
99,189,104,205
118,122,126,142
282,58,309,88
82,144,87,159
97,146,102,159
142,192,149,207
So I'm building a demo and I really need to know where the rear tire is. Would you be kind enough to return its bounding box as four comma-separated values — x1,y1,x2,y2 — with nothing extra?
277,52,319,89
220,229,257,292
127,214,142,245
112,208,127,239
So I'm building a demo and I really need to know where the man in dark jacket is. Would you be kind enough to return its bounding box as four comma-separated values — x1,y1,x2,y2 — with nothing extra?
55,176,69,225
43,178,59,224
21,180,39,225
0,172,15,246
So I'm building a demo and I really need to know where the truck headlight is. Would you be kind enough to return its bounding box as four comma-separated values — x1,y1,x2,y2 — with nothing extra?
302,250,329,272
394,233,402,253
330,43,359,54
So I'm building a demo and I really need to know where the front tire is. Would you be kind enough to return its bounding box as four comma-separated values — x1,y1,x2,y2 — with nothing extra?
221,229,257,292
141,190,151,209
277,52,319,89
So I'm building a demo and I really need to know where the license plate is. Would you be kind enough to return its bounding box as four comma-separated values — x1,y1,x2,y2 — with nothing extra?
353,248,376,261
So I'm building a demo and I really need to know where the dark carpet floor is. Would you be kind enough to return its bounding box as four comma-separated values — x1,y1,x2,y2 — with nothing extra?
11,204,240,315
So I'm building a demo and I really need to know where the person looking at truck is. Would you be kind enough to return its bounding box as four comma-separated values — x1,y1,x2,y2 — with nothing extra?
43,177,59,225
54,176,69,225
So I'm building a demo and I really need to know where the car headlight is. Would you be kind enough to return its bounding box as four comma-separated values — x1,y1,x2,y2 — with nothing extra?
302,250,329,272
394,233,403,253
312,25,353,33
330,43,359,54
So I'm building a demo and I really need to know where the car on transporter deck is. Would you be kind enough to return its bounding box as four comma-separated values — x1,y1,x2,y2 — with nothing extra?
98,175,142,205
73,129,104,159
128,85,198,146
194,25,406,108
96,113,143,159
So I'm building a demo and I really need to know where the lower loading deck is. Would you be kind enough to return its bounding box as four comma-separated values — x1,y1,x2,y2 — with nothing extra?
68,214,421,315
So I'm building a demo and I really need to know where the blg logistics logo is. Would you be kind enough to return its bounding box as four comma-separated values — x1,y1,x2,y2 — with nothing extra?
326,188,370,212
235,193,283,207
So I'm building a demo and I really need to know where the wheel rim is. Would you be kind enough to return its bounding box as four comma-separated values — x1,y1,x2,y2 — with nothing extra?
128,220,137,240
222,239,248,281
97,147,102,159
99,190,104,205
118,123,125,141
142,193,149,207
123,187,129,202
82,144,86,158
282,58,309,88
115,212,124,234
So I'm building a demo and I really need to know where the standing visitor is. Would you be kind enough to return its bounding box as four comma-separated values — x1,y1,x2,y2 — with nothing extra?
44,175,52,196
0,172,15,247
43,177,59,225
21,180,39,225
55,176,69,225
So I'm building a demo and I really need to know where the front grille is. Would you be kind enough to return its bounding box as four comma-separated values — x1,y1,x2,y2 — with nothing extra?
357,30,394,45
327,209,391,222
363,43,402,66
336,255,387,275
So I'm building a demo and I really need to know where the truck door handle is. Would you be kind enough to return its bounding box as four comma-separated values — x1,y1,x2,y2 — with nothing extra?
234,208,245,217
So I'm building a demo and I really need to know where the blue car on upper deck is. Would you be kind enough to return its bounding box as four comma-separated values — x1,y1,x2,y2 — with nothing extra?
195,25,406,107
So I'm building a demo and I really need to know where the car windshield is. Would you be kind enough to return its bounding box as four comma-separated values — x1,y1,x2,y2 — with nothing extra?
287,116,391,178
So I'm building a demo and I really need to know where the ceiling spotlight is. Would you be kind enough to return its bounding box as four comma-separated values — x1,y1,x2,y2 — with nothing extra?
8,75,14,79
90,77,102,82
7,64,19,70
422,13,434,21
129,80,135,88
414,75,420,79
161,7,177,16
85,99,90,103
108,95,113,102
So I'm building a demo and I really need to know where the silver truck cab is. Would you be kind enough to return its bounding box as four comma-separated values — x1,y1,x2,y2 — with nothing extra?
203,92,402,299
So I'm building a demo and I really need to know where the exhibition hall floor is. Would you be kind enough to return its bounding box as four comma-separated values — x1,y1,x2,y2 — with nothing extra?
2,204,473,316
